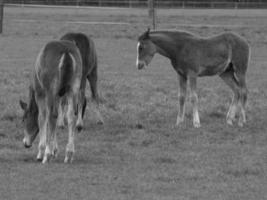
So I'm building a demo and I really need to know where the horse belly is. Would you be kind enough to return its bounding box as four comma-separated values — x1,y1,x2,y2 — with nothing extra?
198,58,229,77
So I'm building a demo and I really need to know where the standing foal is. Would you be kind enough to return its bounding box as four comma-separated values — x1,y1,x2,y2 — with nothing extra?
59,33,104,131
136,29,250,127
20,40,83,163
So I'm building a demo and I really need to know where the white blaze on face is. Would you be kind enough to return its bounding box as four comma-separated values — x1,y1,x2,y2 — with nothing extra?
136,42,141,67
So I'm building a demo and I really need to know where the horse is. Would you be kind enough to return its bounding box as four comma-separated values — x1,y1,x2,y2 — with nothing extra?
59,32,104,131
19,40,83,163
136,28,250,127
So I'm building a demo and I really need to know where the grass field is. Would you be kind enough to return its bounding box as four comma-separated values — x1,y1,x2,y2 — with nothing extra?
1,6,267,200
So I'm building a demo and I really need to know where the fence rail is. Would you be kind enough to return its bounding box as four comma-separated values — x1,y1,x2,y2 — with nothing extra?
3,0,267,8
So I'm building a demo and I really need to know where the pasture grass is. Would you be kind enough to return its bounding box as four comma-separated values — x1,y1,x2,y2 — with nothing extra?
0,6,267,200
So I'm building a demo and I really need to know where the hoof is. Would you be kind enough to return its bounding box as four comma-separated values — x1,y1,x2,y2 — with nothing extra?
175,123,180,128
36,157,43,162
52,148,58,158
238,121,244,127
58,125,64,129
226,119,233,126
175,122,182,127
64,151,74,163
193,123,201,128
76,125,83,132
42,154,52,164
97,120,104,125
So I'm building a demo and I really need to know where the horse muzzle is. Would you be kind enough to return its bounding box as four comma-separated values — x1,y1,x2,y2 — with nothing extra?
136,60,146,70
23,137,32,148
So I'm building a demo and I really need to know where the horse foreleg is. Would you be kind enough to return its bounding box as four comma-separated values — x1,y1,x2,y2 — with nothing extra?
189,77,201,128
176,74,187,127
227,94,239,125
36,98,46,162
237,76,248,127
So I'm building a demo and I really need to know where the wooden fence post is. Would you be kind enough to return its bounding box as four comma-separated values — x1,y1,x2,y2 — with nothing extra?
0,0,3,34
148,0,156,29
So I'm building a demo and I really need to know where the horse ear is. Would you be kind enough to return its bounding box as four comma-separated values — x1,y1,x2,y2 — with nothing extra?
19,100,27,111
144,27,150,39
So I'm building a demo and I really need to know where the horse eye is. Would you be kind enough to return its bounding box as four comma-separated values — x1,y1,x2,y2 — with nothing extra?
139,45,144,51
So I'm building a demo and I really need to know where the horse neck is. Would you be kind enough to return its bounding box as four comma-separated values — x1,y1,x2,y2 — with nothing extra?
28,86,38,115
150,33,178,59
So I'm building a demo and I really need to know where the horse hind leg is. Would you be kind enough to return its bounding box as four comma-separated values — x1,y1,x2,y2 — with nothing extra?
42,95,59,164
232,55,248,127
236,74,248,127
176,74,187,127
219,66,240,126
76,89,86,132
87,66,104,125
64,95,76,163
231,45,249,127
57,98,66,129
189,77,201,128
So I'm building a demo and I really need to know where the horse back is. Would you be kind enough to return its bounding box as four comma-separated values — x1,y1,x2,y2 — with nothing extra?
60,33,97,76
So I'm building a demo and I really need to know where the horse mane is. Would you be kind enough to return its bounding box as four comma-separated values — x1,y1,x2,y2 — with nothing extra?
150,30,195,41
28,85,38,115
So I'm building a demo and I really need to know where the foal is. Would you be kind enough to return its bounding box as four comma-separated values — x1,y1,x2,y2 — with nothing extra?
20,40,83,163
59,32,104,131
136,29,250,127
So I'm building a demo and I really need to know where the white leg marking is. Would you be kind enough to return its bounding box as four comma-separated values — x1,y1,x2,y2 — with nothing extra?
191,93,201,128
42,145,52,164
189,77,201,128
227,104,237,126
37,100,46,161
64,97,75,163
238,103,246,127
176,93,186,127
37,130,46,161
176,75,187,127
136,42,140,67
193,108,201,128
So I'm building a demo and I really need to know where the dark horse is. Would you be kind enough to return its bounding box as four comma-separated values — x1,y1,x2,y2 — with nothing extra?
136,29,250,127
59,32,104,130
20,40,83,163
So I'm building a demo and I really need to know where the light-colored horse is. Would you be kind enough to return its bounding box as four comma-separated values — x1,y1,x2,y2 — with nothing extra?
136,29,250,127
59,33,104,131
20,40,83,163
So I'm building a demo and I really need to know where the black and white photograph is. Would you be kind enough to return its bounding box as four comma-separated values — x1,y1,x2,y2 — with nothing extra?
0,0,266,199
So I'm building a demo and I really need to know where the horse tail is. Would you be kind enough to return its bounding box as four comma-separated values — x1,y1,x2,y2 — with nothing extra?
58,52,74,97
87,38,100,102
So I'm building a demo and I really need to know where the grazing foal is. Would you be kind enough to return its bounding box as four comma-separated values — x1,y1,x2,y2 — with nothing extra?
59,33,104,131
20,40,83,163
136,29,250,127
